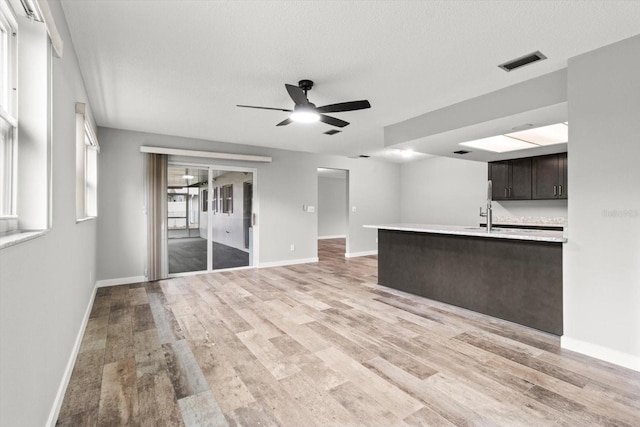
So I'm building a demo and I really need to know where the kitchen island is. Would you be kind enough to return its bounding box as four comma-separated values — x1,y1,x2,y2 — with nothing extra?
364,224,566,335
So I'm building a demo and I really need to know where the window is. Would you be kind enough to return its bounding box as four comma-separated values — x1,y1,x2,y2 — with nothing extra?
201,188,208,212
76,102,99,220
212,186,218,213
0,0,17,227
221,184,233,214
0,0,59,248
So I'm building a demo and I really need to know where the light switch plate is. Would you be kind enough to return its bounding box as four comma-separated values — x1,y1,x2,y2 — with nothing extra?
307,206,315,213
351,206,357,212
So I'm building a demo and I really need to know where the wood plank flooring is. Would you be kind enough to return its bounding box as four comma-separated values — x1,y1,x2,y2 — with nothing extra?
57,238,640,426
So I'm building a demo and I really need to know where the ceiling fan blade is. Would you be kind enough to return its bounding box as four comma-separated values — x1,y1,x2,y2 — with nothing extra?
316,100,371,114
319,114,349,128
237,104,292,112
285,84,309,106
276,118,292,126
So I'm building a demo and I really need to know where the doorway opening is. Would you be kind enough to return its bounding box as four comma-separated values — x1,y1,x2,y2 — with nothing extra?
167,164,257,275
317,168,348,260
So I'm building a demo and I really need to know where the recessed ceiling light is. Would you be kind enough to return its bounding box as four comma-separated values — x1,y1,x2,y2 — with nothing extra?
401,149,414,158
506,123,568,146
459,135,537,153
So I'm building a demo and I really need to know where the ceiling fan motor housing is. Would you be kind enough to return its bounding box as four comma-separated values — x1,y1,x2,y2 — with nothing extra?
298,79,314,93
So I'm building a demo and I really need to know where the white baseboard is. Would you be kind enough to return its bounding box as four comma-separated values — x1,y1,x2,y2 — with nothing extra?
96,275,147,288
46,283,98,427
345,250,378,258
561,336,640,372
318,235,346,240
259,257,319,268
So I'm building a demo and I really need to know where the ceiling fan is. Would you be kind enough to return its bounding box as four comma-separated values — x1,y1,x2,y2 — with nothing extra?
237,79,371,128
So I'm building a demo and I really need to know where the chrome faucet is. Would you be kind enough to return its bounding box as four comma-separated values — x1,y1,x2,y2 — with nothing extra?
479,180,493,232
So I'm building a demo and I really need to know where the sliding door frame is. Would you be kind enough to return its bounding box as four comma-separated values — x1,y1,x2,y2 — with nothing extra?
167,161,259,277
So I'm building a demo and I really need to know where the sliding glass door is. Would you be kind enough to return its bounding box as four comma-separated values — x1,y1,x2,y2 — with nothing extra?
167,164,256,275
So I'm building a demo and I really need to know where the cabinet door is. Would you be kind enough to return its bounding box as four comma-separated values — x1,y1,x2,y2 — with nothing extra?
509,158,532,200
532,155,560,199
488,161,509,200
558,152,568,199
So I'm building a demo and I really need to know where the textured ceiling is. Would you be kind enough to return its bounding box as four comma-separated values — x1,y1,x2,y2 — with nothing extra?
60,0,640,161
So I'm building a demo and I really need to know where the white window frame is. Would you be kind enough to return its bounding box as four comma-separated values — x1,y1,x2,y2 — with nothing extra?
0,0,55,249
76,102,99,221
0,0,17,231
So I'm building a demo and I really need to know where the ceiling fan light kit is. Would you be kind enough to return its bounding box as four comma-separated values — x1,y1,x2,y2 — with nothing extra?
290,105,320,123
237,79,371,130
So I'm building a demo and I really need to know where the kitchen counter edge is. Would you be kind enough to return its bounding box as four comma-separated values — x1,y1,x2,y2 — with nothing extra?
364,224,567,243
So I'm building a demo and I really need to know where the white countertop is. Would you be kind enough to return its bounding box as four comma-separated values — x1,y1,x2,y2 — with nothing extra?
364,223,567,243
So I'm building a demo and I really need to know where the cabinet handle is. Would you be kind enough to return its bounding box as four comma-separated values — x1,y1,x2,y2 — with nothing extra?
509,188,512,198
559,185,563,196
553,185,557,196
504,188,508,198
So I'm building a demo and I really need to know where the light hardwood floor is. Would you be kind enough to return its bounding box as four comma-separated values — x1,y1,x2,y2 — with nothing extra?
57,238,640,426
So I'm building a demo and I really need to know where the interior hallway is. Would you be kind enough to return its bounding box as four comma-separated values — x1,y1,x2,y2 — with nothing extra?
56,239,640,426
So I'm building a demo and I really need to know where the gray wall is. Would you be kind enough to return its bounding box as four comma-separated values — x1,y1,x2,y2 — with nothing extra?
96,127,400,280
318,175,347,238
0,1,97,425
400,156,567,225
564,34,640,367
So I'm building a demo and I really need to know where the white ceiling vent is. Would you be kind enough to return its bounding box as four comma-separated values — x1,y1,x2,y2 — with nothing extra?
499,51,547,72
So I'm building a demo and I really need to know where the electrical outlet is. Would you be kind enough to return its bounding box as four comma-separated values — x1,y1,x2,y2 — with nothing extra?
307,205,315,213
290,244,295,251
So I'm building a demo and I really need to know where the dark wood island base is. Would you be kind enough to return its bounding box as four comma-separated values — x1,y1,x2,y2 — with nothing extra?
378,229,563,335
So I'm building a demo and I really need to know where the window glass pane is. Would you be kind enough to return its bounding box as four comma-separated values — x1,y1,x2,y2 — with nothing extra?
86,145,97,217
0,25,6,109
0,115,14,216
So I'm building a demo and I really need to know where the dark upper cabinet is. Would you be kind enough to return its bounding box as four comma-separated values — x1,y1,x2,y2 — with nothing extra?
559,152,568,199
510,158,533,200
488,158,532,200
489,161,509,200
532,153,568,199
